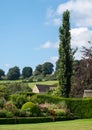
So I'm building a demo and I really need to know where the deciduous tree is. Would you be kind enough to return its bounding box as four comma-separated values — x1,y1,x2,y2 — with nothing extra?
7,66,20,80
22,67,32,78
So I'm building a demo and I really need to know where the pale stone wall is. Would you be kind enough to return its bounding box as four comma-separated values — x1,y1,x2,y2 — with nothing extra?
83,90,92,98
32,85,39,93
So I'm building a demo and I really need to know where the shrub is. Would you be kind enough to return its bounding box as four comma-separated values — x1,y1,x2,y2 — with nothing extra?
10,94,27,108
0,97,6,108
55,109,66,116
6,111,14,118
4,101,17,112
21,102,41,116
0,109,7,117
19,110,26,117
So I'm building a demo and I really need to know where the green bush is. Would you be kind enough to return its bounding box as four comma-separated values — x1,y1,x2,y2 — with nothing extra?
10,94,27,108
4,101,17,114
6,111,14,118
0,109,7,118
0,97,6,108
55,109,66,116
21,102,41,116
19,110,26,117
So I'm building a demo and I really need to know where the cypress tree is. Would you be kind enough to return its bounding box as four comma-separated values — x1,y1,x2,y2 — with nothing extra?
58,10,73,97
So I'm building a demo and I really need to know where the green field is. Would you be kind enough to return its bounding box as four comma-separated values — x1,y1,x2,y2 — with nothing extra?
0,119,92,130
28,80,58,88
0,80,58,89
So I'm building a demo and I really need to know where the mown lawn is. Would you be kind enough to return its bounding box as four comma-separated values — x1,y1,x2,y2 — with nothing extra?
0,119,92,130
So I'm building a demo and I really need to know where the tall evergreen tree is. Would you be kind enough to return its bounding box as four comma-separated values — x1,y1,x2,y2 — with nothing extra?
58,10,73,97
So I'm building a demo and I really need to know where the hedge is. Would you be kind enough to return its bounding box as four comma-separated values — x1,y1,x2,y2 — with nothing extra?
0,116,76,124
66,98,92,118
30,94,63,104
30,95,92,119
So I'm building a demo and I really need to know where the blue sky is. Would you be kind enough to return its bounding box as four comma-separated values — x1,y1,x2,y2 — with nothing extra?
0,0,92,73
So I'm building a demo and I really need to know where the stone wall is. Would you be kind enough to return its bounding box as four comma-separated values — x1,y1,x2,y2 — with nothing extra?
83,90,92,97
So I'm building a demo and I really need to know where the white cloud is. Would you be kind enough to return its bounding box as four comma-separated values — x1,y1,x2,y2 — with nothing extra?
50,56,58,63
56,0,92,27
46,7,55,19
41,41,51,49
71,27,92,48
45,7,61,26
71,27,92,59
37,41,59,49
53,18,61,26
46,0,92,27
3,64,11,68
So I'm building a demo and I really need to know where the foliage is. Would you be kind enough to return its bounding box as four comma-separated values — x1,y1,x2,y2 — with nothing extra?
43,74,57,81
21,102,41,116
0,109,14,118
0,109,7,117
19,110,26,117
7,82,32,94
0,82,32,100
66,98,92,118
42,62,54,76
10,94,27,108
0,69,5,80
0,97,6,108
22,67,33,79
30,94,63,104
34,64,42,76
0,85,7,98
34,62,54,76
7,66,20,80
4,101,17,114
55,109,66,116
0,117,56,124
58,10,73,97
71,43,92,97
54,59,60,79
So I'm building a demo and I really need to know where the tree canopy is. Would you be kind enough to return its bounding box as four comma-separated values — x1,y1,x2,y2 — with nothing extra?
22,67,33,78
7,66,20,80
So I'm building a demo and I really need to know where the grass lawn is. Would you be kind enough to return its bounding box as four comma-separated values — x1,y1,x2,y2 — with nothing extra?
0,80,58,89
28,80,58,88
0,119,92,130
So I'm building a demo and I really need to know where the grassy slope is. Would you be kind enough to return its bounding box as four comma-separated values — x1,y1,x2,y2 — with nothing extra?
28,80,58,88
0,80,58,89
0,119,92,130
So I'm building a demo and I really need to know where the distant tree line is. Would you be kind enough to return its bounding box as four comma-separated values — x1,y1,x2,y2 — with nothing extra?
0,62,54,81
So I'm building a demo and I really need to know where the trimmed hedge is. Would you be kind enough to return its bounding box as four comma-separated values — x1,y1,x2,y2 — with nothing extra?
66,98,92,118
30,94,63,104
0,116,76,124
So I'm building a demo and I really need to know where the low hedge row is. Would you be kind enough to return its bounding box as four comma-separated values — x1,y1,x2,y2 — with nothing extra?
0,116,76,124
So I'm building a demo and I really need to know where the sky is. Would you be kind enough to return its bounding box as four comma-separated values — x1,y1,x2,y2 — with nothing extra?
0,0,92,73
